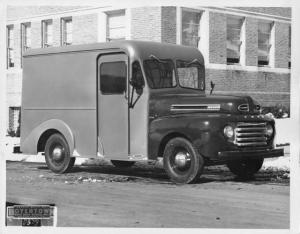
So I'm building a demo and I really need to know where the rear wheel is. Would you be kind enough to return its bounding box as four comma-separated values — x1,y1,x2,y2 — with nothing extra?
227,158,264,179
111,160,135,168
163,137,204,184
44,133,75,173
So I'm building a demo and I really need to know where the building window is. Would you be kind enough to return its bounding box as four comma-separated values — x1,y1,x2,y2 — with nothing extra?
61,17,72,46
21,22,31,52
107,11,125,41
181,9,202,48
7,25,14,68
258,21,273,66
42,19,53,47
8,106,21,135
226,16,244,64
288,25,291,68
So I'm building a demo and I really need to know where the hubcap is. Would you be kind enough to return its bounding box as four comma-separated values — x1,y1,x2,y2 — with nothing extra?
52,147,63,161
174,151,190,168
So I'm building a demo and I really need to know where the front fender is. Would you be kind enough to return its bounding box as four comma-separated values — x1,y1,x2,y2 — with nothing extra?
20,119,75,155
148,114,227,160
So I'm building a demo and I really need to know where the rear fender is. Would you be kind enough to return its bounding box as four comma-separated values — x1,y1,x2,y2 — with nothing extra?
21,119,75,155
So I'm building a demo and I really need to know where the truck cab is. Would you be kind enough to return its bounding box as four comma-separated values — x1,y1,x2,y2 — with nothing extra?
21,40,283,183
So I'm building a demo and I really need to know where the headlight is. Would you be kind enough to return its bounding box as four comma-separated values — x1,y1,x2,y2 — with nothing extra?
265,123,274,137
224,125,234,139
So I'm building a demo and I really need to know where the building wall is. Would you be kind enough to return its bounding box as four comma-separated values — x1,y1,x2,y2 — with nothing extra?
73,14,98,44
53,18,61,47
274,22,290,68
31,21,42,49
245,17,258,66
232,7,291,18
161,6,177,44
131,7,162,42
5,6,291,131
7,6,87,20
6,72,22,107
205,69,290,106
6,9,100,131
209,12,227,64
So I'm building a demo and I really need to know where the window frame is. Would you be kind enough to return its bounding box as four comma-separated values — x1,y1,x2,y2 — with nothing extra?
180,8,203,48
99,61,127,95
257,20,274,67
42,19,53,48
288,25,291,69
106,10,126,42
61,17,72,46
226,15,245,65
8,106,21,133
21,22,31,53
6,25,14,68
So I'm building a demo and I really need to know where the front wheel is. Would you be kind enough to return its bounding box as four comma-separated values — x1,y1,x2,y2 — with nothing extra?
227,158,264,179
45,133,75,174
163,137,204,184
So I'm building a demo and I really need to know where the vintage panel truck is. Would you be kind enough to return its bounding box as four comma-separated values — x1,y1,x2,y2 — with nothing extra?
21,40,283,183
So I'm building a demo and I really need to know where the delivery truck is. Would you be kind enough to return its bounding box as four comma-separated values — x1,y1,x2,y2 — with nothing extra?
21,40,283,183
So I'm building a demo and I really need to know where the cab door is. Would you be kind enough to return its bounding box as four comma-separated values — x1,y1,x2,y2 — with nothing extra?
98,53,129,159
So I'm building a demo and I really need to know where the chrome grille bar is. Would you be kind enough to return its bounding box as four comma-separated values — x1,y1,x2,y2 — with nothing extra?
236,132,264,137
236,127,266,132
235,142,267,147
236,137,267,142
234,122,268,147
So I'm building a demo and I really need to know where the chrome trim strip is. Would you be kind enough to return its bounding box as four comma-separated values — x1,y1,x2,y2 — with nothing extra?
170,104,220,111
238,103,249,112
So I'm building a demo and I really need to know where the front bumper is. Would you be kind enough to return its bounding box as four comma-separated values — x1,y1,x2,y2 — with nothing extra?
217,148,284,161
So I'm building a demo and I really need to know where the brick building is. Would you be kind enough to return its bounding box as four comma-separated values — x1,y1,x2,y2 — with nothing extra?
6,6,291,133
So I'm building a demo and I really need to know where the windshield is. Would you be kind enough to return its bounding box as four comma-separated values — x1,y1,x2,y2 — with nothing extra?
176,60,205,90
143,59,176,89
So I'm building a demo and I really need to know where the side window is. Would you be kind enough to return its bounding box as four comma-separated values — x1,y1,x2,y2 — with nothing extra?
100,61,127,94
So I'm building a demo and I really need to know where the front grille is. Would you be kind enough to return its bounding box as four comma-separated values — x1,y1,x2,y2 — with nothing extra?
234,122,267,147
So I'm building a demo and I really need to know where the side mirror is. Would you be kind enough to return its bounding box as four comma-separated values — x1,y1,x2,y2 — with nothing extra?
136,87,143,96
130,65,145,93
129,62,145,108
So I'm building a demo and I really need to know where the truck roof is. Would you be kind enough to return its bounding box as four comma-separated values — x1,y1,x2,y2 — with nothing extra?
23,40,204,64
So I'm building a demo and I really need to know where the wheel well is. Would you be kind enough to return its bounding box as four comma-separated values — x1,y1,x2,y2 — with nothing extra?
157,132,191,157
37,129,61,153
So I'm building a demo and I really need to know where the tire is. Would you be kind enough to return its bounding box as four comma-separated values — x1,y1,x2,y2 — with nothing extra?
227,158,264,179
44,133,75,174
163,137,204,184
111,160,135,168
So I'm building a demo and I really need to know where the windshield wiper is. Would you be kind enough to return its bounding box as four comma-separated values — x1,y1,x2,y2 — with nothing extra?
149,54,168,63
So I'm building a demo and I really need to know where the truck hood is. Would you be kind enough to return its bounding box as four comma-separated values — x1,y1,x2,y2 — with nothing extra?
149,89,260,118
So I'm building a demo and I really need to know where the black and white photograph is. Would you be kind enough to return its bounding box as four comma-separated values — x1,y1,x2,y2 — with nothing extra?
0,0,299,233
